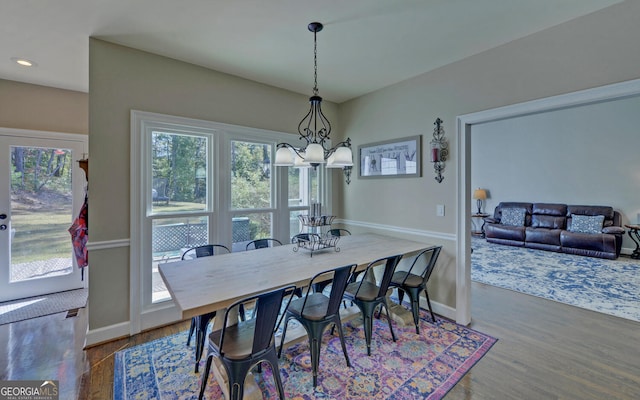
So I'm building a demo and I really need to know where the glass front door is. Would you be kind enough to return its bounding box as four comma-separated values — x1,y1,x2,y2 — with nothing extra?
0,132,87,302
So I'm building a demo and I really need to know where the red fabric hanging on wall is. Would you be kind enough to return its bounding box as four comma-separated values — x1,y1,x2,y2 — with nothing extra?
69,194,88,269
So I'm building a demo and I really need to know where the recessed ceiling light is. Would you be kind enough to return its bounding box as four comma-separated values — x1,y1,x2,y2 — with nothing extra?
11,57,37,67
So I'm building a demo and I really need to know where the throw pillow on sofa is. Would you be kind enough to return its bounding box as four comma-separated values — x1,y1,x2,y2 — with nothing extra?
569,214,604,234
501,208,526,226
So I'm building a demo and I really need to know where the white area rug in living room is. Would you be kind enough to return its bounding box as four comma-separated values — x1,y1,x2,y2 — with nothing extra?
471,237,640,322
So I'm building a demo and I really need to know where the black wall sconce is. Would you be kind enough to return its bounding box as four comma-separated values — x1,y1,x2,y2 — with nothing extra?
343,166,352,184
429,118,448,183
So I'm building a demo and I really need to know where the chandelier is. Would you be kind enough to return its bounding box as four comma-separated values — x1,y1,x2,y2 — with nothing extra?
274,22,353,171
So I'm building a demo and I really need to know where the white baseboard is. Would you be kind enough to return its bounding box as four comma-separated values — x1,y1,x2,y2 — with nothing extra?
85,321,130,348
621,246,634,257
430,300,456,321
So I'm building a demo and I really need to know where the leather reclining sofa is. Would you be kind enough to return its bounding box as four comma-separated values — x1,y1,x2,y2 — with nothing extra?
484,202,625,259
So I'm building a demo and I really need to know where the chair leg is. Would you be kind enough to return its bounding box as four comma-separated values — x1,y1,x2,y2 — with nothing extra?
333,316,351,368
423,288,436,322
309,334,321,387
404,287,422,334
195,312,216,373
277,315,291,358
380,299,397,342
198,354,214,400
356,300,375,356
223,360,251,400
305,319,329,387
263,352,286,400
396,288,405,306
194,318,205,373
187,317,196,347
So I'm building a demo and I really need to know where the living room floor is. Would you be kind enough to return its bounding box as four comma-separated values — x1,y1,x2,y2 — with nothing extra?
1,282,638,399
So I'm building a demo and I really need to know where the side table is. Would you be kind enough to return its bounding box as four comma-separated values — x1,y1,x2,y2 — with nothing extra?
624,224,640,259
471,213,490,237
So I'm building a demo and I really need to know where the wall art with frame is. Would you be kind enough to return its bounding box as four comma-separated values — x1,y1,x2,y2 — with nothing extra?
358,135,421,179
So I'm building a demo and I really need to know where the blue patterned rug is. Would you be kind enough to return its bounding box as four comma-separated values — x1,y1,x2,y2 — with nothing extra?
113,309,496,399
471,237,640,322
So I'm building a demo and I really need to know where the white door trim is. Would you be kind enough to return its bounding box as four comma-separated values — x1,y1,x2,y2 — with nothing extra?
456,77,640,325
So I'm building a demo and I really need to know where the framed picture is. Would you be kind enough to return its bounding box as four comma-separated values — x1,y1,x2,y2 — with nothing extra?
358,135,421,178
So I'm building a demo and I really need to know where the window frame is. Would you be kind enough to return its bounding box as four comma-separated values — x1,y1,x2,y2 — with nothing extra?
130,110,332,334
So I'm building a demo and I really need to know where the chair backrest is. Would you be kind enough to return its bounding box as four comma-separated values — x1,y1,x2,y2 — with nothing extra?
291,233,321,243
300,264,356,317
354,254,403,298
246,238,282,251
328,228,351,237
219,285,296,357
400,246,442,285
181,244,230,260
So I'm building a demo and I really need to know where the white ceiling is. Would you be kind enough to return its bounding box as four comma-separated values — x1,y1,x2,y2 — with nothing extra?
0,0,622,103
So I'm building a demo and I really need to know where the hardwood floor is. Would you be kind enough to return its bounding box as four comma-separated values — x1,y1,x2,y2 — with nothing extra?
1,282,638,399
448,282,639,399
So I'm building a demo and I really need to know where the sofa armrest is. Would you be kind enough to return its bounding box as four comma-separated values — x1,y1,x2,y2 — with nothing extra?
602,226,625,235
484,217,498,224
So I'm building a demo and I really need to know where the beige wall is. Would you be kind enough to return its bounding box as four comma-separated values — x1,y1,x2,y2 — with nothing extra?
0,79,87,134
337,1,640,309
472,94,640,251
88,39,338,334
82,0,640,339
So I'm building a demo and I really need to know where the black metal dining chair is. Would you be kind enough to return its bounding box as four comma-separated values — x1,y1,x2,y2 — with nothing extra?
342,254,403,356
328,228,351,237
389,246,442,333
277,264,356,387
182,244,230,260
198,285,296,400
181,243,231,372
291,233,321,244
245,238,282,251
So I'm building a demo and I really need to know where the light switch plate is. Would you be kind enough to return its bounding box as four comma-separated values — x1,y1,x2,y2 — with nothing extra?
437,204,445,217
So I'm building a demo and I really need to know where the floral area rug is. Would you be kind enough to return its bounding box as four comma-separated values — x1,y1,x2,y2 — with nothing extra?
471,237,640,322
113,308,496,399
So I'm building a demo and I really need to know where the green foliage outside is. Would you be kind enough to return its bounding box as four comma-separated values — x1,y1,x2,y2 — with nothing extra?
152,134,296,240
10,147,74,264
10,209,71,264
7,136,310,267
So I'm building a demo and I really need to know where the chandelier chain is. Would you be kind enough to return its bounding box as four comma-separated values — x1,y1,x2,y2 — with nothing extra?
313,29,318,96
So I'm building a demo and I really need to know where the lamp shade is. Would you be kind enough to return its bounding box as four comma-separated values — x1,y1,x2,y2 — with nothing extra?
325,153,340,168
274,147,294,166
473,188,487,200
304,143,326,164
331,146,354,166
293,150,311,168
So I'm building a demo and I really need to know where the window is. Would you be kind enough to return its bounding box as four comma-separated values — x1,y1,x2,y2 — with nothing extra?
131,111,330,331
230,140,274,251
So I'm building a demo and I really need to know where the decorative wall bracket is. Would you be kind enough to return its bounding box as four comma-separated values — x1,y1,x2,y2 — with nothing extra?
429,118,448,183
343,166,352,184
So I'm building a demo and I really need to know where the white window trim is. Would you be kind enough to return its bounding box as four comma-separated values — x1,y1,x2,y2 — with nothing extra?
130,110,332,334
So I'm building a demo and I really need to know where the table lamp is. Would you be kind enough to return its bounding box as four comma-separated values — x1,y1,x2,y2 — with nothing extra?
473,188,487,214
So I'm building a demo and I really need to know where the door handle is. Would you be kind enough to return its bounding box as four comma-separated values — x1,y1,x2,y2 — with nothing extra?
0,225,6,231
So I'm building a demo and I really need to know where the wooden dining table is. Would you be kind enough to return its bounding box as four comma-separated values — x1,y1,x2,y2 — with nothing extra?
159,232,431,398
159,233,431,321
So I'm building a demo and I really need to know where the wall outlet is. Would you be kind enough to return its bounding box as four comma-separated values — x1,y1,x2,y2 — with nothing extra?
436,204,445,217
